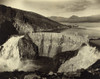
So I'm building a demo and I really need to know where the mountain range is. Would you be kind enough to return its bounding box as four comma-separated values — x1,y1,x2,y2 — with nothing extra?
49,15,100,23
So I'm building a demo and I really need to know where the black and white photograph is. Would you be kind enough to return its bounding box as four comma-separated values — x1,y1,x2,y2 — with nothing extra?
0,0,100,79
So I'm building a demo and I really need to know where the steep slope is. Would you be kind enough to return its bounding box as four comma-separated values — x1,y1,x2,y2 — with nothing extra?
0,5,65,45
0,5,63,31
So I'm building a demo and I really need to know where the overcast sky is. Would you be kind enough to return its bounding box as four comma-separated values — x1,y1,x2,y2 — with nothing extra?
0,0,100,17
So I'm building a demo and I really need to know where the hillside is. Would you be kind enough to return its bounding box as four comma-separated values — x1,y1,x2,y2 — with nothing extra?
0,5,63,31
0,5,66,45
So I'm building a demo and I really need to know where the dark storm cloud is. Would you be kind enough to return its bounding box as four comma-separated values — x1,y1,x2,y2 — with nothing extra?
96,0,100,3
57,0,92,12
69,1,91,12
0,0,5,3
0,0,10,5
0,0,7,4
23,0,92,13
94,0,100,8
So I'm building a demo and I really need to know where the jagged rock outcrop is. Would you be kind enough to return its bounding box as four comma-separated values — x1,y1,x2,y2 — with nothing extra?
0,33,99,74
58,45,100,73
18,34,39,60
29,33,88,57
0,33,89,73
53,50,78,72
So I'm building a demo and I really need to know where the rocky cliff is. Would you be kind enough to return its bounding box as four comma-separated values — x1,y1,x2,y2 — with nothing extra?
0,33,89,72
58,44,100,73
0,35,39,72
29,33,88,57
0,5,65,45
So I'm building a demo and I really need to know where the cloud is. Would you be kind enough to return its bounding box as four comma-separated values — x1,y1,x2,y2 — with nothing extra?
21,0,97,17
0,0,100,17
0,0,6,4
23,0,92,13
57,0,92,12
69,1,91,12
96,0,100,3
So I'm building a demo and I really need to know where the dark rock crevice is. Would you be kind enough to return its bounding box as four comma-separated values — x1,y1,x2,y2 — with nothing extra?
52,50,78,72
18,35,39,60
0,20,18,45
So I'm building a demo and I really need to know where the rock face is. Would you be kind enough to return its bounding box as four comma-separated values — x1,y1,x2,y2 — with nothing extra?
53,50,78,72
58,45,100,73
18,35,39,60
0,33,89,73
0,36,23,71
29,33,88,57
0,35,39,71
0,34,99,73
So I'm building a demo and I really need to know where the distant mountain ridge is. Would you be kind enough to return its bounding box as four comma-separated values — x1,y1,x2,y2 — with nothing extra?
49,15,100,23
49,16,68,22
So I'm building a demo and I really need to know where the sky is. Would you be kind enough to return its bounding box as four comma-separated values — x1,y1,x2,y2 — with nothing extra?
0,0,100,17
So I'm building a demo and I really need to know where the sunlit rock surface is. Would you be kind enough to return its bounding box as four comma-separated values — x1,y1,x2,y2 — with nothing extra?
58,45,100,73
29,33,88,57
0,35,40,72
0,33,97,73
0,36,23,71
